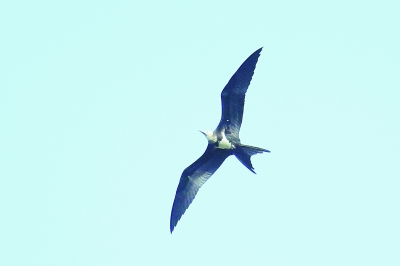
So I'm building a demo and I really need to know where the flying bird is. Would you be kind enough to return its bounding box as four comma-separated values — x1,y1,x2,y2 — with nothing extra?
170,47,270,233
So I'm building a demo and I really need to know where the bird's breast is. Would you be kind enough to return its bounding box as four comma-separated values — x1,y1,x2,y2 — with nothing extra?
217,131,235,149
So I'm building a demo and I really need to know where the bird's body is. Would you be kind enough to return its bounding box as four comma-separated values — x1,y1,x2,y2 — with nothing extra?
170,48,270,233
200,130,235,149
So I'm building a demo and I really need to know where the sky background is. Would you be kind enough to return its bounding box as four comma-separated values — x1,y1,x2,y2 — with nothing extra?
1,1,399,265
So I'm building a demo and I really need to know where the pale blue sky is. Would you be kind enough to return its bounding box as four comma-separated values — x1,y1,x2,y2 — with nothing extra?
1,1,399,265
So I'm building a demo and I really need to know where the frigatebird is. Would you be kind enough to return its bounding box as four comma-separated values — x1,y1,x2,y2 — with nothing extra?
170,47,270,233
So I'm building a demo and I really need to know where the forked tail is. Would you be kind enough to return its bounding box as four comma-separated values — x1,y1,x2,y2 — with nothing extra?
234,144,270,174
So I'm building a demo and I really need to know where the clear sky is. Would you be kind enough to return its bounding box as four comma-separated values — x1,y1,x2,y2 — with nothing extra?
1,1,399,265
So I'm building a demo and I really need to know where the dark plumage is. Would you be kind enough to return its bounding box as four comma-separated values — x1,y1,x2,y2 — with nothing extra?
170,48,270,233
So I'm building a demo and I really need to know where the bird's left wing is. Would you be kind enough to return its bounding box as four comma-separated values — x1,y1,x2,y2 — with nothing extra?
217,48,262,141
170,145,231,232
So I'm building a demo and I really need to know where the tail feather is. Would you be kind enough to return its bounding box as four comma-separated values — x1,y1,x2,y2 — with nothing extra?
234,144,270,174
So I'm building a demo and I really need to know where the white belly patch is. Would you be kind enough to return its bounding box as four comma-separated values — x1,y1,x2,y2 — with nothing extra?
218,132,234,149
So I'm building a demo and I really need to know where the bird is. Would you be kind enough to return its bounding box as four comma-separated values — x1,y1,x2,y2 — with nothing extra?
170,47,270,233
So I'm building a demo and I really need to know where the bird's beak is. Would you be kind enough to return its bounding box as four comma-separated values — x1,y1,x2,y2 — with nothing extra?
198,130,206,136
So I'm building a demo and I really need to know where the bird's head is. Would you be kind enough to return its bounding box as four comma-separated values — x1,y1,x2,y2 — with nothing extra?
199,130,217,143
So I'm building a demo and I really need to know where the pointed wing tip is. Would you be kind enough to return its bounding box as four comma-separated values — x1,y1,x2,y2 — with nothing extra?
170,217,178,233
253,47,263,56
250,47,263,59
170,206,183,234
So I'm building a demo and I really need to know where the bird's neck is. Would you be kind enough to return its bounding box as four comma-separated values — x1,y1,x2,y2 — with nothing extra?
205,131,218,143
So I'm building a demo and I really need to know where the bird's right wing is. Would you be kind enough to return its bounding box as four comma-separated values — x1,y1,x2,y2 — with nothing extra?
170,145,231,232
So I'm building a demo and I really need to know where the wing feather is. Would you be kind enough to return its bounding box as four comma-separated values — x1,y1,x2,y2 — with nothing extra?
217,48,262,141
170,145,231,232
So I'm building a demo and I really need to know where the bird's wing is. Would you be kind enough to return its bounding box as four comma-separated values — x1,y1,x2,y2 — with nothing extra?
217,48,262,141
170,145,231,232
